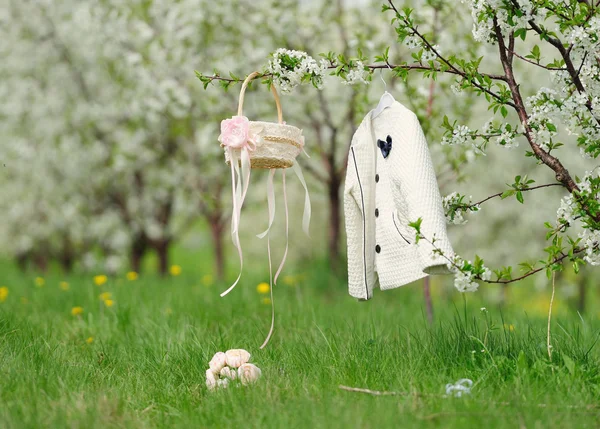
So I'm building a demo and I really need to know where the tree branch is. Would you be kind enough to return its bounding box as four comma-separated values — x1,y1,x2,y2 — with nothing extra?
386,0,513,107
492,17,580,193
459,183,564,210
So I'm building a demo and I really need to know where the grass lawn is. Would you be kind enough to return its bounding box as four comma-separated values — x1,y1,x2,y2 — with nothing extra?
1,254,599,428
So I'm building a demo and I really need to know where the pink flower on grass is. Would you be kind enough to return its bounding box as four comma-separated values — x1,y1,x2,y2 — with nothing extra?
219,116,259,150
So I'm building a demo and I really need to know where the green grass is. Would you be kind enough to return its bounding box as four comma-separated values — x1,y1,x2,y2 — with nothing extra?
1,255,600,428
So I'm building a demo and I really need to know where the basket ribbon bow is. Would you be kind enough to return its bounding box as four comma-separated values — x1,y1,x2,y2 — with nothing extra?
218,116,261,297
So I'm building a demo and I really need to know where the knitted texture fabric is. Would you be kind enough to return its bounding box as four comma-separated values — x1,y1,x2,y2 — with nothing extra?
344,101,453,300
224,121,303,169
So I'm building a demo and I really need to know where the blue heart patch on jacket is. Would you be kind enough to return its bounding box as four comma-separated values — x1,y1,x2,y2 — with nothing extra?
377,135,392,159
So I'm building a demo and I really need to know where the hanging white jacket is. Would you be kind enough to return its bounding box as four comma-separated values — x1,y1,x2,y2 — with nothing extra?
344,100,454,300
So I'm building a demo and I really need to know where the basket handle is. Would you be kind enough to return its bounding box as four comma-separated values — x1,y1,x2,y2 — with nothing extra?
237,71,283,124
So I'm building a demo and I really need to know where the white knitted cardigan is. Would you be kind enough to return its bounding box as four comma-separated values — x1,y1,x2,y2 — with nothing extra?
344,101,454,300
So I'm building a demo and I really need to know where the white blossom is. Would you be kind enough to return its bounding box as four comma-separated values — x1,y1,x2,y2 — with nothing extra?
267,49,328,93
343,60,370,86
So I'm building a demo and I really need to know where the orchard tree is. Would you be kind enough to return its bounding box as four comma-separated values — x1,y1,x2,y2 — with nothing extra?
200,0,600,299
0,0,290,276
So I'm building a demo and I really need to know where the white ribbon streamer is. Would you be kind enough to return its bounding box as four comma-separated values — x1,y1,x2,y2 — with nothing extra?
257,169,276,239
274,170,288,285
259,214,275,350
291,161,311,236
221,147,251,297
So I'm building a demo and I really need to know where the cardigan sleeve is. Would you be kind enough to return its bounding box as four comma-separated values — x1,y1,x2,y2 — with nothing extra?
391,110,454,274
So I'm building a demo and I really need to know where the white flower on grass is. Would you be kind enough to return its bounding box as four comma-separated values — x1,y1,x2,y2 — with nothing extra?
238,363,262,385
445,378,473,398
209,351,227,374
217,378,229,389
225,349,251,368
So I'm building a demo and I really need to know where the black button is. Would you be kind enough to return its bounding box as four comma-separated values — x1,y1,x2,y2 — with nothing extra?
375,208,379,217
375,245,381,253
375,174,379,183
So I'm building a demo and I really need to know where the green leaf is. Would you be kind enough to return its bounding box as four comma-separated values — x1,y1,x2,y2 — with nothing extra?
517,350,528,371
501,106,508,118
501,190,515,199
515,27,527,40
563,354,576,376
516,191,524,204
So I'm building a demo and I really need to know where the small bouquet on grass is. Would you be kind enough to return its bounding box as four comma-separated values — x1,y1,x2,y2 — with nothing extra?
206,349,262,390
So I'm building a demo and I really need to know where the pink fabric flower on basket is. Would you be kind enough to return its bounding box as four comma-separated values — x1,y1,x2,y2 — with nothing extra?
219,116,259,151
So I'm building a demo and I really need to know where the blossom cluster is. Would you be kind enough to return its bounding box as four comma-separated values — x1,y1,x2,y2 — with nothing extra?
467,0,537,44
266,49,329,93
555,170,600,266
206,349,262,390
442,192,480,225
446,254,492,293
482,119,520,149
441,124,473,147
342,60,370,86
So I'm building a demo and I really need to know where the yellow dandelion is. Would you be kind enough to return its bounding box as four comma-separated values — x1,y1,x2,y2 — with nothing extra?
59,281,69,291
126,271,138,281
86,337,94,344
20,297,28,305
262,297,272,305
99,292,112,301
202,274,213,286
282,275,296,286
93,275,108,286
0,286,8,303
503,323,515,332
35,277,45,287
71,306,84,316
170,265,182,276
256,282,270,294
104,299,114,308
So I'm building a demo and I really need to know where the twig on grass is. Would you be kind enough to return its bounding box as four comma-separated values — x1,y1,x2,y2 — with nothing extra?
339,385,599,410
339,385,406,396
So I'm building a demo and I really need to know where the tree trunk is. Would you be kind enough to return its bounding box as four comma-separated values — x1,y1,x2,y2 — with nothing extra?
328,175,341,271
60,253,74,273
154,239,171,276
209,217,226,281
59,238,74,273
33,252,48,272
16,253,29,272
130,232,148,273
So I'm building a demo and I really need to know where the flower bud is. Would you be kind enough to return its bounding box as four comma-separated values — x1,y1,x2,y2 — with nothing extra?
238,363,262,385
225,349,251,368
206,369,217,390
209,351,227,374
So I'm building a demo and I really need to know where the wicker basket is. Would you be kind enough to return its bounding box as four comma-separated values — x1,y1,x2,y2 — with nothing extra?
223,71,304,169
